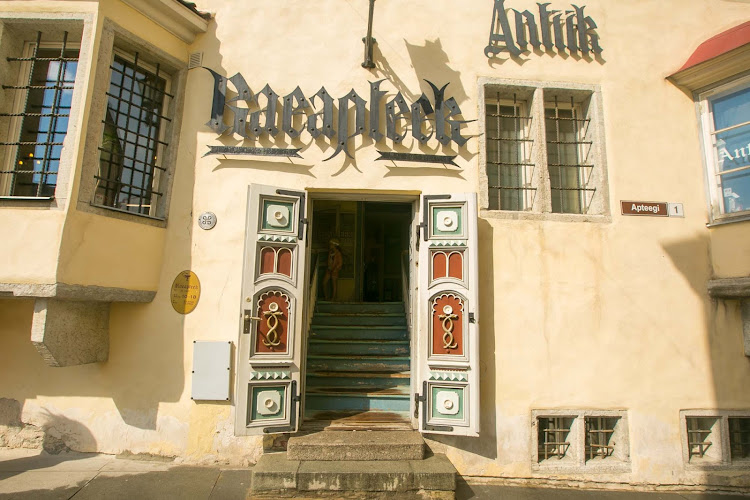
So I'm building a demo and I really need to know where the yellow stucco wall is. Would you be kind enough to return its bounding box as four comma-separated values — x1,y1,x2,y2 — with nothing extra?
1,0,750,490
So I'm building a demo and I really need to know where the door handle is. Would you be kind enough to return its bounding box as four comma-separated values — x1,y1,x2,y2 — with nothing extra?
243,311,261,333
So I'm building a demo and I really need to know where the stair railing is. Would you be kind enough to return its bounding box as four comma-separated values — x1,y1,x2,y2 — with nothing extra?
307,250,321,328
401,250,411,332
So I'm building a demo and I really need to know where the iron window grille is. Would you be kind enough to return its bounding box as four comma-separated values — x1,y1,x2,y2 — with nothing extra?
486,94,535,211
729,417,750,460
0,32,79,198
544,96,594,214
93,50,172,218
686,416,717,460
585,416,617,461
537,416,573,461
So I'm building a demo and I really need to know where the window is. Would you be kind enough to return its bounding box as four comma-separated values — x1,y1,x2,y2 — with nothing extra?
481,80,608,218
681,411,750,467
532,410,629,472
700,77,750,220
92,50,172,218
0,31,80,198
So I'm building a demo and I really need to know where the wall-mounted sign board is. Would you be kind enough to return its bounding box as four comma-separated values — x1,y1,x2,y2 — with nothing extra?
621,201,685,218
191,341,232,401
171,271,201,314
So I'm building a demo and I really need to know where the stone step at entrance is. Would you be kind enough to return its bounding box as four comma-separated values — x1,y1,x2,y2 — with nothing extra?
287,430,424,461
250,430,457,498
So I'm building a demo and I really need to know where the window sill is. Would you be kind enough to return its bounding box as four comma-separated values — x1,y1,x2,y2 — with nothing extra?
707,212,750,227
480,209,611,224
0,196,57,209
532,461,631,474
90,202,166,222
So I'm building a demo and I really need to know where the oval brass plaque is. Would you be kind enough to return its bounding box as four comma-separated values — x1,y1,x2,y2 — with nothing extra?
171,270,201,314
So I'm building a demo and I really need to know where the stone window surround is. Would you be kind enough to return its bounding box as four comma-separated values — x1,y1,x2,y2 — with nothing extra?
478,77,611,224
0,12,94,212
75,18,188,228
531,409,630,473
680,409,750,469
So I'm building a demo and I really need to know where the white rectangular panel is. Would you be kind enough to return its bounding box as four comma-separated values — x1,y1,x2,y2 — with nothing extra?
192,341,232,401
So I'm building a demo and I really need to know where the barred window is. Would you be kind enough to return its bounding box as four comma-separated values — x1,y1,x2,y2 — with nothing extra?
0,32,79,198
482,82,607,217
486,97,534,211
585,416,618,461
685,416,721,462
537,416,573,462
93,51,172,218
729,417,750,461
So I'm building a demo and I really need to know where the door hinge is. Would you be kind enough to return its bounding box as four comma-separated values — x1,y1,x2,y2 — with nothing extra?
263,380,300,434
469,312,476,323
416,381,453,433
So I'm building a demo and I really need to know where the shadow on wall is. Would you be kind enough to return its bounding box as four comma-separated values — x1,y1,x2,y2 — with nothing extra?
0,20,227,452
427,219,498,461
0,397,96,459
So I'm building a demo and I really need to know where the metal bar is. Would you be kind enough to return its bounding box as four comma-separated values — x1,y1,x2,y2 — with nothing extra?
104,91,172,122
0,142,64,146
37,31,68,196
487,137,535,142
717,164,750,176
486,113,532,119
95,149,167,172
548,140,593,145
2,85,75,90
7,57,78,62
108,64,174,98
10,31,42,195
92,176,163,197
0,112,69,118
712,119,750,136
550,187,596,192
488,161,536,166
489,186,537,191
98,121,169,146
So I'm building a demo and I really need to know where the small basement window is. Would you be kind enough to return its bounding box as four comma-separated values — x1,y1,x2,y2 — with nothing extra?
686,416,722,463
585,416,619,461
0,31,79,198
729,417,750,461
537,416,574,462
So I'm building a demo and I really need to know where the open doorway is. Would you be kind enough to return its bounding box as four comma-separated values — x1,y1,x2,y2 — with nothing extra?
304,199,413,429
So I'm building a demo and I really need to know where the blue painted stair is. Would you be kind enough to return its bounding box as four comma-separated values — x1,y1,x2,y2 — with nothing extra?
305,301,411,420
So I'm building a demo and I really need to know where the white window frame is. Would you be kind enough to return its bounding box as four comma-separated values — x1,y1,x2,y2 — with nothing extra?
699,75,750,223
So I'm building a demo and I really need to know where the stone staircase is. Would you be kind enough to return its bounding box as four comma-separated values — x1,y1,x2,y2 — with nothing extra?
305,301,411,422
250,431,457,498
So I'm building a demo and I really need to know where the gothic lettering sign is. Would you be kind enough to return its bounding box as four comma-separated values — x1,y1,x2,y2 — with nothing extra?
485,0,603,58
202,68,472,163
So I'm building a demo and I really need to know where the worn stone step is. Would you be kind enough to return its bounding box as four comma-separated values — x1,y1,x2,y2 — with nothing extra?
310,325,408,341
287,430,425,461
315,301,405,315
313,312,407,327
307,354,410,372
308,339,410,356
305,391,411,413
251,453,455,494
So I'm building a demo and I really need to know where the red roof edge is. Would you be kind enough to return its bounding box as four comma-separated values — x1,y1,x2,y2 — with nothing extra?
677,21,750,73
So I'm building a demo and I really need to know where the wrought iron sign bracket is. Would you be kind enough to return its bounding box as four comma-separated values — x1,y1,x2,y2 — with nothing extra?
263,380,300,434
362,0,377,69
415,381,453,433
276,189,308,240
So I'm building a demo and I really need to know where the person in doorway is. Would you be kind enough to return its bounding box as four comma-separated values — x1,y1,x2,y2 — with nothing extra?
322,238,343,300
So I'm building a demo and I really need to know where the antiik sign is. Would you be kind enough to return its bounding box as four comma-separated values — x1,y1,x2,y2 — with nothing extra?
201,69,472,161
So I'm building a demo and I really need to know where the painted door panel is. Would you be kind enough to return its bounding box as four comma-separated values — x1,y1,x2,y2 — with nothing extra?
236,184,307,436
416,193,479,437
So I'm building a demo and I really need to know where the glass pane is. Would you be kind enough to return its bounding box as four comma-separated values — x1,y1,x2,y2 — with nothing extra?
486,102,528,211
720,168,750,214
11,47,79,197
546,107,583,214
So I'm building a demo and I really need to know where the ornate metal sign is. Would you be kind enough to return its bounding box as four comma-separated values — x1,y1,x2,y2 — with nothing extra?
202,69,472,162
376,151,458,167
171,270,201,314
485,0,603,58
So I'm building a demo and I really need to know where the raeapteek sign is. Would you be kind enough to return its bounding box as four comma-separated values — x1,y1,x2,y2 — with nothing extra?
485,0,603,58
202,68,472,163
